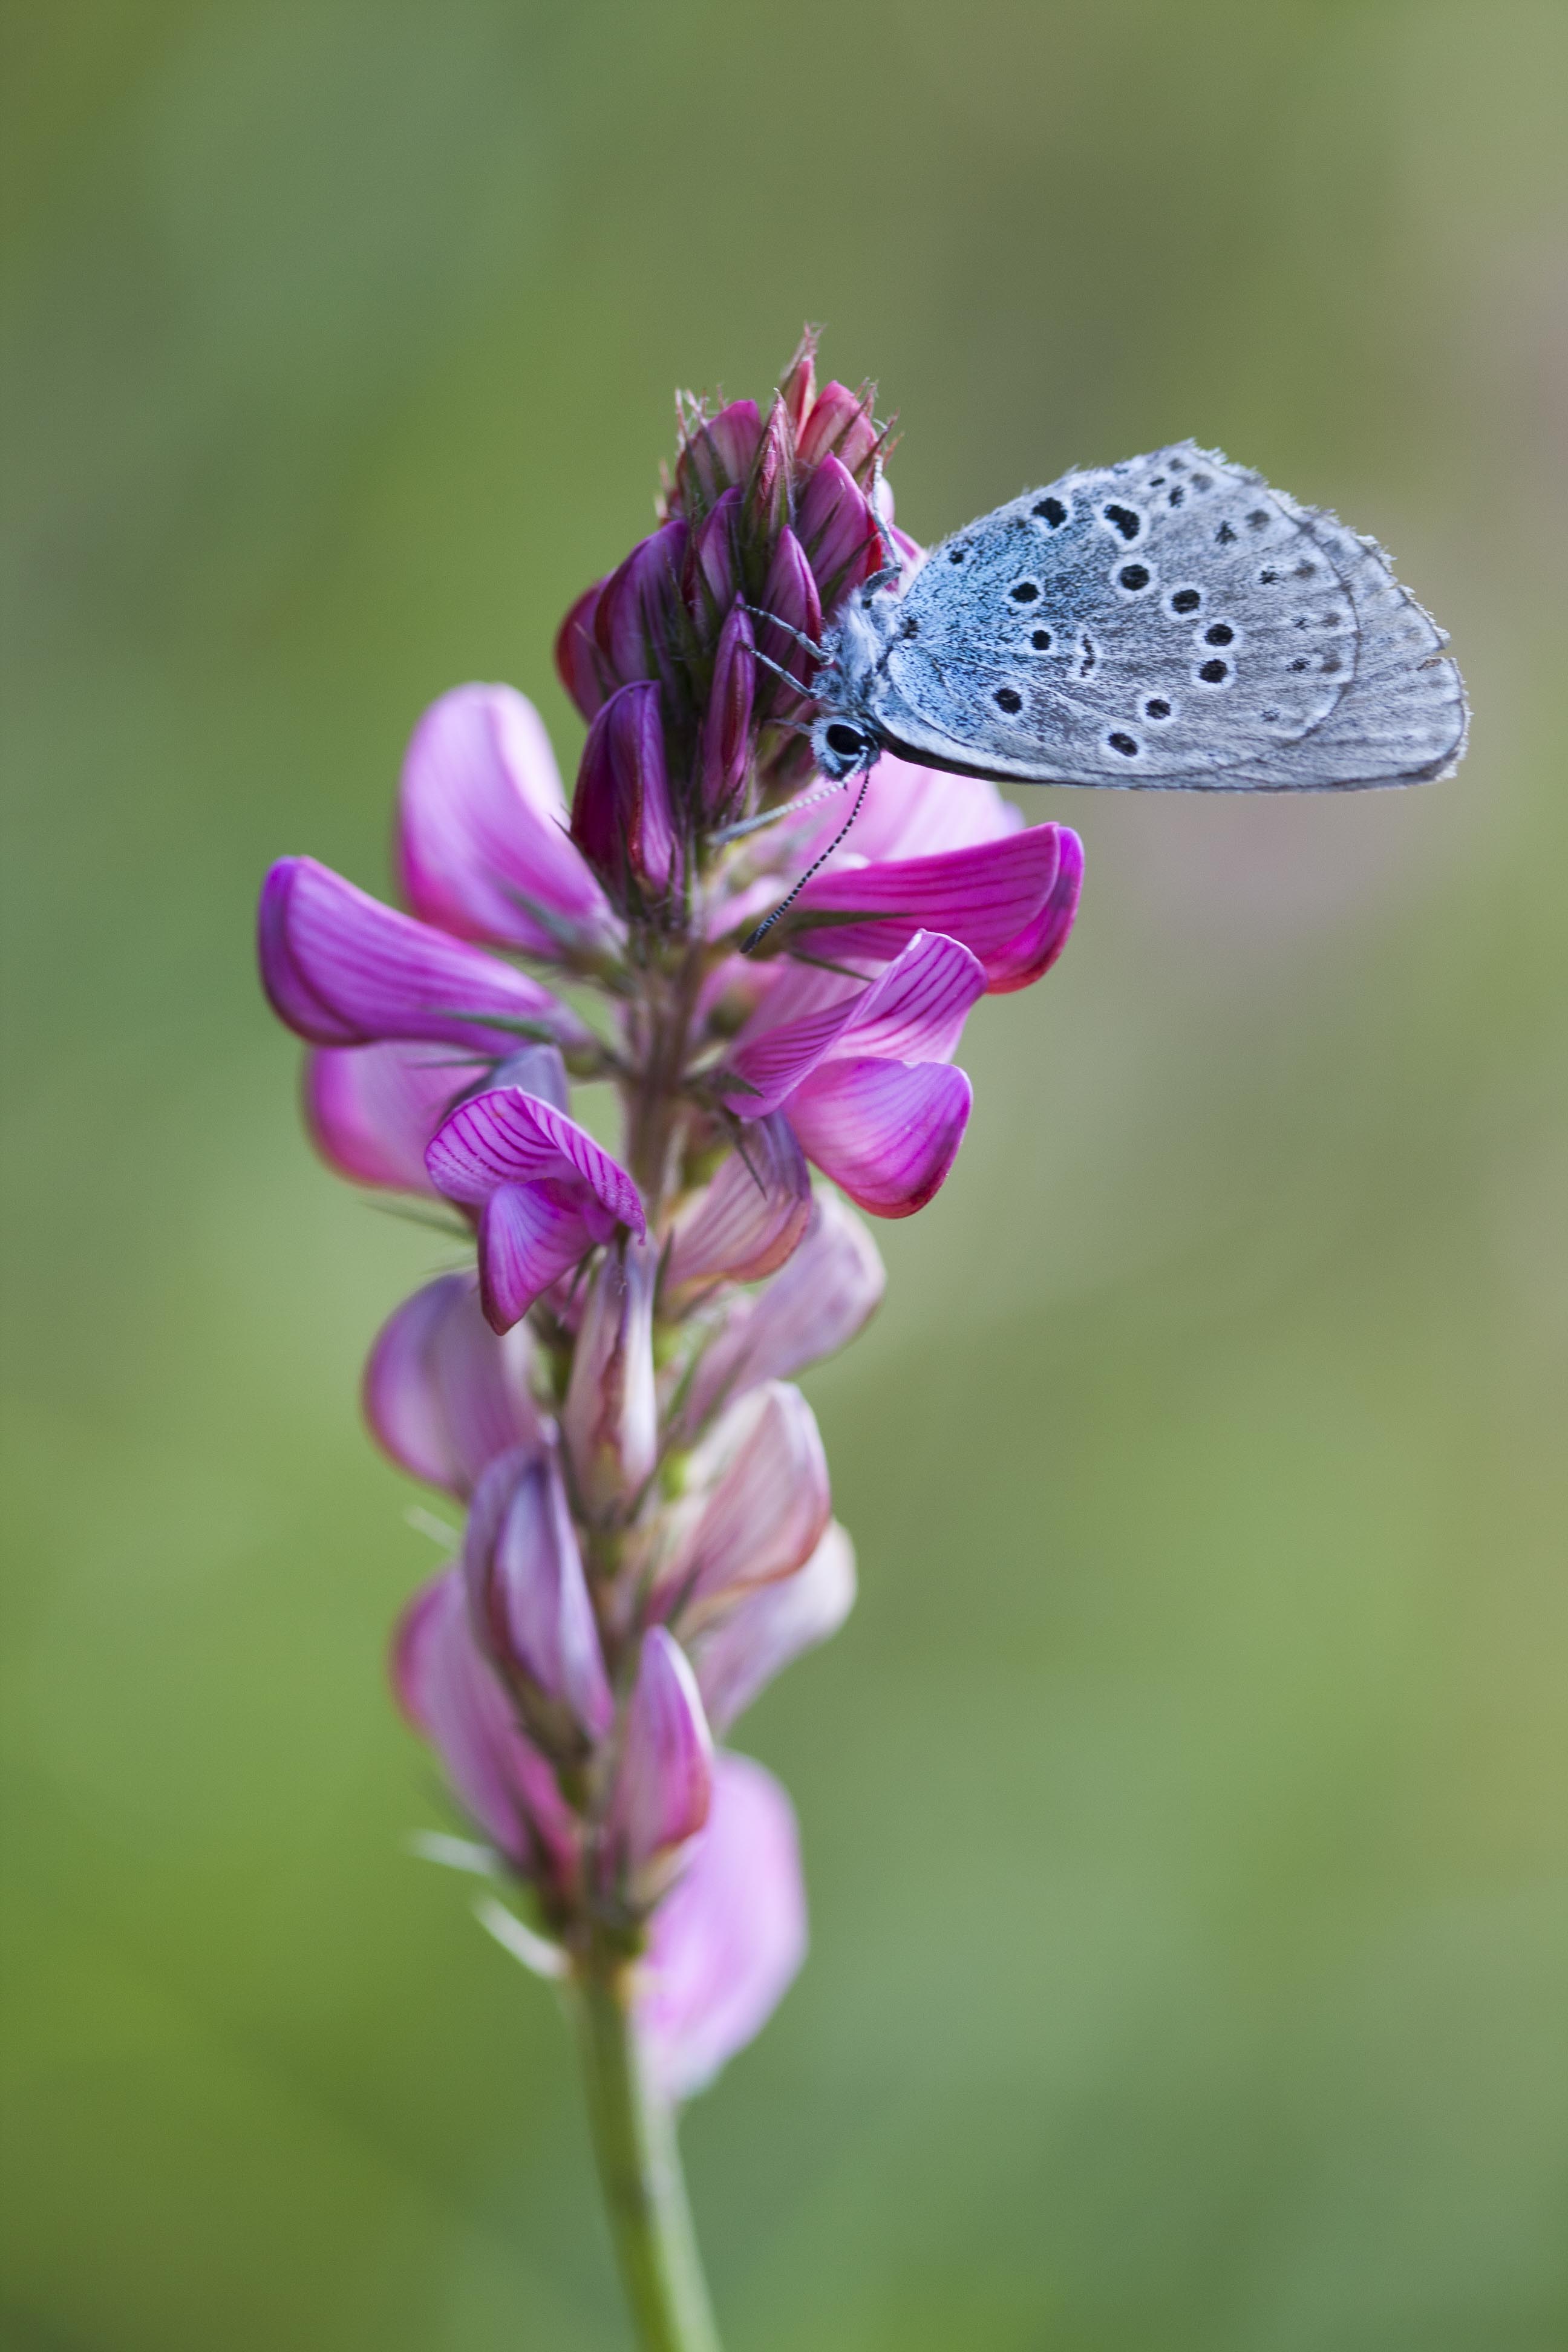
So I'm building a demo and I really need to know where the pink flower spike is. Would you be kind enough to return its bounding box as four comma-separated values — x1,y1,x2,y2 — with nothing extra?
258,857,587,1053
786,823,1074,988
656,1382,831,1624
786,1056,973,1218
563,1238,658,1522
464,1447,613,1753
797,454,882,607
698,601,755,820
683,1191,884,1429
391,1567,577,1883
609,1627,714,1893
663,1114,812,1298
396,685,618,960
364,1272,543,1498
426,1086,644,1332
690,1523,857,1734
570,682,680,909
638,1751,806,2100
305,1042,485,1194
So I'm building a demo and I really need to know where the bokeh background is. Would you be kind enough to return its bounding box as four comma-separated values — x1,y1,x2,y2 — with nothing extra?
3,2,1566,2345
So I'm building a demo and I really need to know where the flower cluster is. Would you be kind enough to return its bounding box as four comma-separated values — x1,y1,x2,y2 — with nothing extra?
258,333,1083,2100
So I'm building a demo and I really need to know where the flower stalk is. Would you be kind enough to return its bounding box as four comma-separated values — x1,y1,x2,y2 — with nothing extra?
257,331,1085,2349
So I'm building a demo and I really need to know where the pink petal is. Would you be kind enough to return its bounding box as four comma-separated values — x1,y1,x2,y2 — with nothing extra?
364,1272,543,1496
638,1751,806,2100
690,1524,857,1735
305,1042,484,1192
792,750,1021,864
464,1449,612,1744
478,1181,599,1332
786,1056,973,1217
985,826,1083,992
391,1568,576,1881
396,685,616,957
663,1114,812,1296
757,530,822,699
788,825,1068,985
609,1627,714,1885
797,454,882,606
555,577,610,719
828,930,986,1067
258,857,585,1053
656,1382,831,1621
426,1087,645,1231
796,380,877,474
562,1238,659,1520
683,1192,884,1429
676,400,763,512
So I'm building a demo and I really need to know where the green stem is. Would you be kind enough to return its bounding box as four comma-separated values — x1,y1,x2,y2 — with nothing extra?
573,1950,722,2352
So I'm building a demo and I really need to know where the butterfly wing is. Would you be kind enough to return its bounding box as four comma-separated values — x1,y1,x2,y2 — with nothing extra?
866,444,1467,791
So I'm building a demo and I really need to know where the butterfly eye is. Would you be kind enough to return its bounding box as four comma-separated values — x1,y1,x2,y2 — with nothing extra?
825,724,867,757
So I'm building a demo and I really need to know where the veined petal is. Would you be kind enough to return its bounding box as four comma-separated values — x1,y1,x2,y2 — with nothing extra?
690,1524,857,1735
562,1237,659,1520
396,684,616,957
364,1272,543,1496
984,826,1083,991
656,1382,831,1621
478,1182,599,1332
259,857,585,1053
683,1192,884,1428
391,1568,575,1881
787,1056,973,1217
788,825,1067,985
638,1751,806,2100
305,1042,483,1192
426,1087,645,1232
663,1115,812,1296
465,1448,612,1748
828,930,987,1067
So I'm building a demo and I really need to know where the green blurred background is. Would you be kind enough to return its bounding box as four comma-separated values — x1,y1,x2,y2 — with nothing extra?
3,2,1565,2345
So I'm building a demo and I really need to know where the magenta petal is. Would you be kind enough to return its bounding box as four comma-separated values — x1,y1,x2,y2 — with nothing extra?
426,1087,645,1232
465,1449,612,1743
793,750,1021,864
690,1523,857,1736
724,984,865,1114
684,1192,884,1428
796,380,877,473
664,1115,812,1296
788,825,1067,985
829,931,987,1067
985,826,1084,991
391,1568,575,1880
258,857,585,1053
305,1042,483,1192
364,1273,543,1496
396,684,616,957
555,577,610,720
797,454,881,604
787,1056,973,1217
656,1382,831,1620
562,1238,659,1519
638,1751,806,2100
478,1183,595,1331
757,531,822,696
610,1627,714,1883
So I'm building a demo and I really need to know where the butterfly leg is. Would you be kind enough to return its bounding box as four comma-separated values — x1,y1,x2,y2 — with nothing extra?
740,768,872,955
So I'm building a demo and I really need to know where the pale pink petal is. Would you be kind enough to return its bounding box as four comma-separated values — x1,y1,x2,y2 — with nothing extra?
396,684,616,957
683,1193,884,1429
638,1751,807,2100
663,1115,812,1296
786,1056,973,1217
690,1524,857,1735
464,1449,612,1746
305,1042,484,1192
364,1273,542,1496
391,1568,575,1881
609,1627,713,1888
655,1382,831,1622
793,750,1021,864
562,1238,659,1520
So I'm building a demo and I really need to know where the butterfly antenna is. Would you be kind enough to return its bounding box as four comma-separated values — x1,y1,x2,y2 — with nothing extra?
740,769,870,955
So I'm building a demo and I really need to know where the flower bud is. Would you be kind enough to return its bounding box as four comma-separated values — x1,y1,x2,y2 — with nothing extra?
653,1381,830,1627
463,1446,613,1760
592,520,690,701
689,486,741,624
798,454,883,610
682,1189,883,1429
607,1627,713,1905
555,577,610,720
796,379,879,477
778,328,818,434
756,531,822,707
743,394,792,546
562,1236,658,1523
675,398,763,517
569,682,681,910
697,602,756,822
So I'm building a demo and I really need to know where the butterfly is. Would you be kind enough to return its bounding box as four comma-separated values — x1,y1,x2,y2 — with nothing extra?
808,442,1468,793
